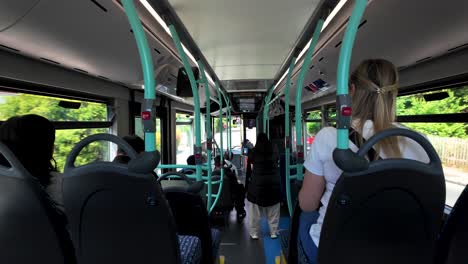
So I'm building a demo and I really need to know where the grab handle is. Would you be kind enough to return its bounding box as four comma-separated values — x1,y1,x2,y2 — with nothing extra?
64,133,138,170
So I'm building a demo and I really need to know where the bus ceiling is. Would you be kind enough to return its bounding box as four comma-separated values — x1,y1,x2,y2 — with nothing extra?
0,0,467,109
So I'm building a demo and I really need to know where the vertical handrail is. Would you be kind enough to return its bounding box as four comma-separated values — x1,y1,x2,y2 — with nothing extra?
198,62,213,211
122,0,156,152
294,19,324,180
284,57,296,216
221,91,232,152
336,0,368,149
263,88,274,136
169,25,202,181
210,81,225,212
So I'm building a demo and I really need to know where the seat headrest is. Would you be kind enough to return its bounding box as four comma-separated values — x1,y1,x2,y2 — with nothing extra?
128,151,160,174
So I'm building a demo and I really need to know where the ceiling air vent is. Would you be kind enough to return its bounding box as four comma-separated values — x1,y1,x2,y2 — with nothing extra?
90,0,107,12
0,44,20,53
358,19,367,29
98,75,109,80
41,58,60,65
415,56,432,64
334,41,342,48
74,68,89,74
448,43,468,53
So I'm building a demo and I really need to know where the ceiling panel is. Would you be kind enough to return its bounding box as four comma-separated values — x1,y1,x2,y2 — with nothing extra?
278,0,468,105
168,0,321,81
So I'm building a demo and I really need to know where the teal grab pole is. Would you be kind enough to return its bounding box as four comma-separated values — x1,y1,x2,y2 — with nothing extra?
284,57,296,216
122,0,156,152
216,82,224,158
158,164,208,170
263,88,274,135
336,0,368,149
169,25,202,181
210,84,226,212
295,19,325,180
198,61,214,211
221,91,231,152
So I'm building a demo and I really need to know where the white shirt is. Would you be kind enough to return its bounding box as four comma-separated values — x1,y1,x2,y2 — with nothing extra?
303,120,430,246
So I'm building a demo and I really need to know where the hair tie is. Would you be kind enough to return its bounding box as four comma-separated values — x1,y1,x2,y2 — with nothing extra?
375,83,398,94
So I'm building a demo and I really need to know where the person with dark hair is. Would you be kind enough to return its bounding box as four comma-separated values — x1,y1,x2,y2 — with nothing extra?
246,133,281,239
0,115,56,187
179,154,196,175
113,135,145,164
0,114,76,263
213,155,246,220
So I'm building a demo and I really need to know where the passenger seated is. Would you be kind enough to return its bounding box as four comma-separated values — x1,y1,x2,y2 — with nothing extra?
179,155,196,175
223,151,239,178
297,59,429,263
213,155,246,220
0,114,77,263
113,135,145,164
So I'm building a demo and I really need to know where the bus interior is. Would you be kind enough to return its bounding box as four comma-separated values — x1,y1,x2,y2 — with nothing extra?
0,0,467,263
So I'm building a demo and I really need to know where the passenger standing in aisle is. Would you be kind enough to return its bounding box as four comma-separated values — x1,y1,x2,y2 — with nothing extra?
246,133,281,239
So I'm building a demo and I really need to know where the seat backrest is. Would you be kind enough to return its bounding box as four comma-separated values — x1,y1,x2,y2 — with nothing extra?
210,171,233,209
436,185,468,264
318,128,446,264
0,142,75,264
63,134,181,264
164,190,214,264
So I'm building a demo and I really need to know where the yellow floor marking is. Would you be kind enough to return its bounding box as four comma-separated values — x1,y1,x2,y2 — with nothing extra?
275,256,281,264
219,255,225,264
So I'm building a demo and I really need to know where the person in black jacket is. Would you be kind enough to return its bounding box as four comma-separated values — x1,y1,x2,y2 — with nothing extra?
246,133,281,239
0,114,77,263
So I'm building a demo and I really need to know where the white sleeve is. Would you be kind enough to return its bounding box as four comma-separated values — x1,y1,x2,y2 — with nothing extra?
303,128,331,176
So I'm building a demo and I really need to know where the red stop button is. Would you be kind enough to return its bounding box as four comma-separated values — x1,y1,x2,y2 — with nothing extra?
142,111,151,120
341,106,352,116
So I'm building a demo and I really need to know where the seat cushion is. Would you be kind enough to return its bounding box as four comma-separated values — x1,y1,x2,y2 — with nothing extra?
211,228,221,259
178,235,202,264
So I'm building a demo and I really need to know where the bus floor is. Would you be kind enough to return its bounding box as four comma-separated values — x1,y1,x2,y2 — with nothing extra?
216,202,290,264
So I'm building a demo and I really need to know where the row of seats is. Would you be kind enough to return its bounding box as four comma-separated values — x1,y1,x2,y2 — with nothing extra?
0,134,214,264
279,129,467,264
281,186,468,264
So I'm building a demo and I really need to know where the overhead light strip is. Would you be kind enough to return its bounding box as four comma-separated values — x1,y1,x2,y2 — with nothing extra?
274,0,348,90
139,0,215,86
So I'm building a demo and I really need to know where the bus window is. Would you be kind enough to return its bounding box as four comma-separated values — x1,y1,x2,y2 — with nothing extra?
0,91,111,171
305,110,322,157
397,86,468,207
135,117,161,151
176,113,193,164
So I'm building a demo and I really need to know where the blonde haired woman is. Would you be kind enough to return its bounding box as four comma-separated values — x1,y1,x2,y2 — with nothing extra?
297,59,429,263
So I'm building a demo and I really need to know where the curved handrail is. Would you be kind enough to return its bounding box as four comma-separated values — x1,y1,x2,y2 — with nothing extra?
335,0,368,150
65,133,138,170
122,0,156,152
284,56,297,216
293,19,324,180
168,25,203,181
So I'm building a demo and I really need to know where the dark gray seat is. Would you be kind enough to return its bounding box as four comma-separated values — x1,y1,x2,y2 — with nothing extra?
436,185,468,264
159,172,220,264
63,134,196,264
0,142,76,264
318,128,446,264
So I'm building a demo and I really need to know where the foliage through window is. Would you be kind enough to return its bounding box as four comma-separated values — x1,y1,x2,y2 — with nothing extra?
0,91,109,172
397,86,468,206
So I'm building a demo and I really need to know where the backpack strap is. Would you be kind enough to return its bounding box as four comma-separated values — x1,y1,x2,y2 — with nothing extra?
349,128,381,161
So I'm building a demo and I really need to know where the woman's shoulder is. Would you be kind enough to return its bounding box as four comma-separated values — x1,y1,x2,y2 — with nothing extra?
315,126,338,141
